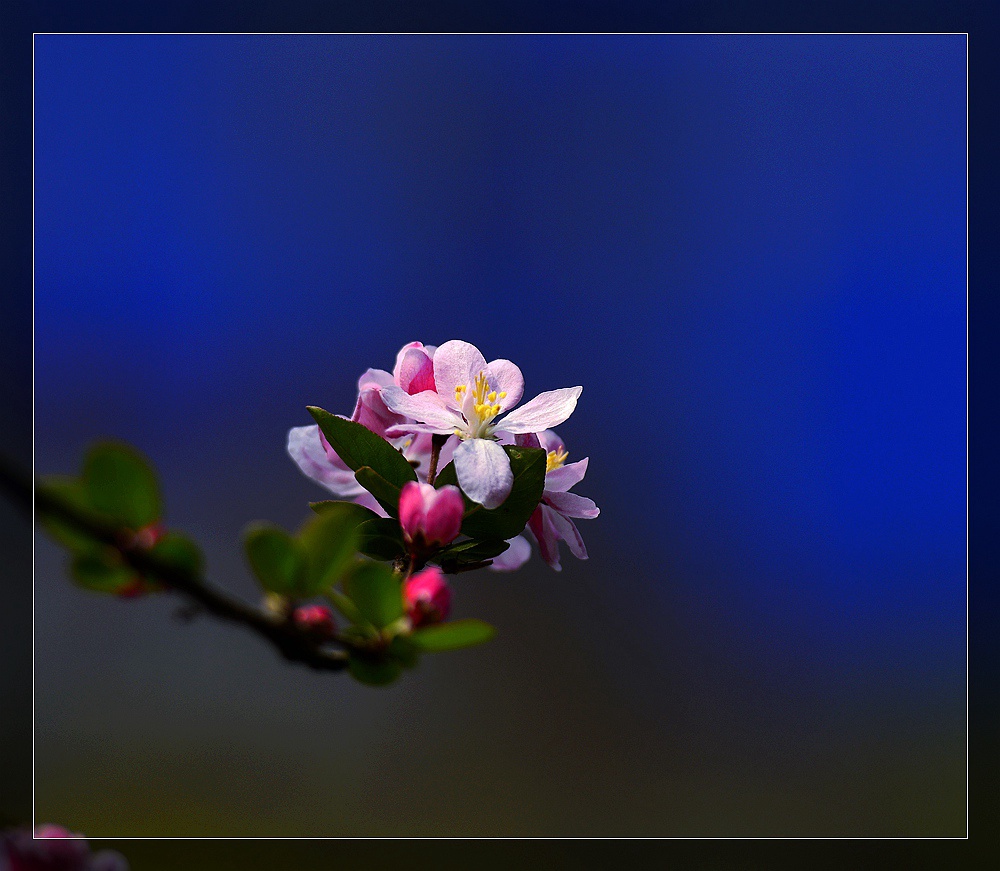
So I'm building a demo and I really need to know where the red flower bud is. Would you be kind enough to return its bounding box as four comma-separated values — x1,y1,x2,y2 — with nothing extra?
293,604,336,638
403,566,452,626
398,481,464,552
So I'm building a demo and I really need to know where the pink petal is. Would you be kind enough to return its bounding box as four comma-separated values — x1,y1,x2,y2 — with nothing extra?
399,481,464,546
544,457,590,493
535,429,564,453
514,431,542,450
528,505,561,571
488,534,532,572
392,342,423,380
351,383,406,437
424,485,464,545
548,508,589,560
356,367,395,392
404,565,452,625
287,425,366,498
432,340,487,399
398,480,426,541
497,387,583,434
482,358,525,411
453,438,513,509
386,422,456,438
381,385,464,430
545,489,600,519
394,344,436,395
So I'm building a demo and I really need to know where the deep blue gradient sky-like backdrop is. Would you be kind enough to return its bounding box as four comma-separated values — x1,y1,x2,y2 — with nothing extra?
32,35,966,836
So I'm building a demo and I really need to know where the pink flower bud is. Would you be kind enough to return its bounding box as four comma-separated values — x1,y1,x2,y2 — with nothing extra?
403,566,452,626
293,604,336,637
398,481,464,551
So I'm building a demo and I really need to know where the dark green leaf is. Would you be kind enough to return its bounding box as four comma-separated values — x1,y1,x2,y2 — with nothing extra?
70,552,135,594
348,655,402,686
354,466,404,517
433,460,459,489
388,634,420,669
437,538,510,562
307,407,417,491
83,442,162,529
325,588,368,627
343,561,403,629
149,533,203,578
297,505,362,592
356,517,406,561
243,523,306,595
411,619,497,652
437,446,546,541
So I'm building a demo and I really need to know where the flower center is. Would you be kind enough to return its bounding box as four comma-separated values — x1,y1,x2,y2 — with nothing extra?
453,372,508,439
546,447,569,472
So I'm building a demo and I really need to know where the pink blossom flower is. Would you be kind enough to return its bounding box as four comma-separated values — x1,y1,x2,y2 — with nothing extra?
519,430,599,571
398,481,464,551
403,565,452,626
1,825,128,871
287,342,455,511
293,604,336,637
381,340,582,509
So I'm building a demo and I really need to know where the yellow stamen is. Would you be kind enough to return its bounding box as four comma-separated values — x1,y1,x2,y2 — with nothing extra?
546,447,569,472
455,372,507,438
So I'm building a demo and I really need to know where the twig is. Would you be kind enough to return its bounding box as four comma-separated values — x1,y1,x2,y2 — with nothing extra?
0,456,348,673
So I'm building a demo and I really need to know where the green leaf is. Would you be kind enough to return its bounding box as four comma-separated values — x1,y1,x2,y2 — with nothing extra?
82,441,162,529
436,446,546,541
325,588,368,627
309,501,381,525
149,532,203,578
297,505,362,593
356,517,406,561
343,561,403,629
411,619,497,652
388,634,420,669
36,476,105,554
432,460,459,489
348,655,402,686
243,523,306,595
70,552,135,594
354,466,404,517
307,407,417,491
437,538,510,563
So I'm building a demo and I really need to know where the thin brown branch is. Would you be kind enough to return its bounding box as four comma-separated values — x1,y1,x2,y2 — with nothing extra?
1,456,348,673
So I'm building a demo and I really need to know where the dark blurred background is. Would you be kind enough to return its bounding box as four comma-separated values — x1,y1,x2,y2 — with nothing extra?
23,34,964,839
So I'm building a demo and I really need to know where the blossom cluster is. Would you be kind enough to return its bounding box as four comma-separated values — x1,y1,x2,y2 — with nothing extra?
0,826,127,871
288,340,599,572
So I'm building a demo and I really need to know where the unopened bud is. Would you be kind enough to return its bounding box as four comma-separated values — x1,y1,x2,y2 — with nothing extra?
403,566,452,627
398,481,464,552
293,604,336,638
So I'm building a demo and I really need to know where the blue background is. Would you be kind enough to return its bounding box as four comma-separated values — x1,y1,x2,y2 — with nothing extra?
32,35,965,836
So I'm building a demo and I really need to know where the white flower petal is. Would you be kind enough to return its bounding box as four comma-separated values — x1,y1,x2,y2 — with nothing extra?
381,385,463,430
453,438,513,510
544,457,589,493
489,535,532,572
545,489,600,519
548,508,589,560
497,387,583,434
483,359,524,411
433,340,487,399
287,425,365,498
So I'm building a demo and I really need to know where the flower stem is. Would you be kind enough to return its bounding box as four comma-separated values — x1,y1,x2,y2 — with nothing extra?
426,434,447,485
0,457,349,673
